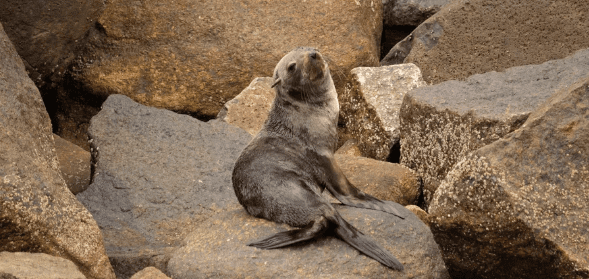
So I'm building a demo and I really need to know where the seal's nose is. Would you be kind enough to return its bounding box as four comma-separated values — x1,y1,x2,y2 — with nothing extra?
309,51,317,59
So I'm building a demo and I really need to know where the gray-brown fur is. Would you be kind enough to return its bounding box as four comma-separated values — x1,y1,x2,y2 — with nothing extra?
232,47,404,270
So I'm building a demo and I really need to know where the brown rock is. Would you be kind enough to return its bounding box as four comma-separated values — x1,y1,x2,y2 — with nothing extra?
381,0,589,84
74,0,383,119
405,205,429,226
340,64,426,161
383,0,449,27
0,0,105,87
0,252,86,279
400,48,589,209
130,267,170,279
0,23,115,279
335,139,363,157
336,154,420,206
168,206,449,279
53,134,91,194
429,77,589,278
217,77,275,135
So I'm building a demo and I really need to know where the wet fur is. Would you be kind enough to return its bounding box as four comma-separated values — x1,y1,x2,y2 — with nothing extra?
232,47,404,270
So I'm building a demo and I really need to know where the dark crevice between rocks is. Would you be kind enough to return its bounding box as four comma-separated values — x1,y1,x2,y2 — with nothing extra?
380,25,415,61
386,140,401,163
415,177,426,212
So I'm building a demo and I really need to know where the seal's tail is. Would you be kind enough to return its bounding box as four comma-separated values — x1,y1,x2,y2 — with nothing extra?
247,213,403,271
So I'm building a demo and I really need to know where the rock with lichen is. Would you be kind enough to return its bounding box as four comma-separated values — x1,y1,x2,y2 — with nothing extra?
340,64,426,161
429,76,589,278
400,48,589,209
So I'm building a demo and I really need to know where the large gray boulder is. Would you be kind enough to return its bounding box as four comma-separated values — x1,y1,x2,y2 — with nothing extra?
381,0,589,84
76,94,252,278
400,48,589,208
168,205,449,279
0,23,115,279
429,76,589,278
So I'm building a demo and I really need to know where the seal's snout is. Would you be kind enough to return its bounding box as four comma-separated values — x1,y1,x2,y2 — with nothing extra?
309,51,317,59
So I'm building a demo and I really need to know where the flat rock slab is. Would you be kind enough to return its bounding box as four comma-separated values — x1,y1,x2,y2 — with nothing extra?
400,48,589,208
340,63,426,161
429,77,589,278
168,205,449,279
76,94,252,277
0,252,86,279
0,23,114,279
76,0,383,118
53,134,91,194
381,0,589,84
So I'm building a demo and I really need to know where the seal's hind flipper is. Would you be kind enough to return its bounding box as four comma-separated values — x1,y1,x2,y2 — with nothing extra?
248,216,329,249
331,213,404,271
319,155,406,218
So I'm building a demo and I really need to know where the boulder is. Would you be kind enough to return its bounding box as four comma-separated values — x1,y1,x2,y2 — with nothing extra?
0,252,86,279
340,63,426,161
168,206,449,279
76,94,252,278
73,0,383,119
381,0,589,84
53,134,91,194
129,267,170,279
383,0,449,27
336,154,420,206
0,0,105,87
429,77,589,278
0,23,114,279
217,77,275,136
400,48,589,208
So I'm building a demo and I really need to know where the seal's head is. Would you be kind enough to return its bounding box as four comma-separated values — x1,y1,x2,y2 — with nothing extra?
271,47,334,104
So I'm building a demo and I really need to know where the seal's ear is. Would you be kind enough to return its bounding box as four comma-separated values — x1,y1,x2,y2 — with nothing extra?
271,78,281,88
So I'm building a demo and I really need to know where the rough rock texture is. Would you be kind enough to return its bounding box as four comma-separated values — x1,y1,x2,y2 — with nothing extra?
0,23,114,279
341,64,426,161
405,205,429,227
53,134,91,194
0,0,105,87
76,94,252,278
168,206,449,279
73,0,383,119
429,77,589,278
400,48,589,208
336,154,420,206
335,139,363,157
383,0,449,27
381,0,589,84
217,77,275,135
129,267,170,279
0,252,86,279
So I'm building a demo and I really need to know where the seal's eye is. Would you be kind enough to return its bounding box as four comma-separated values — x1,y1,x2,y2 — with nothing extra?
287,62,296,72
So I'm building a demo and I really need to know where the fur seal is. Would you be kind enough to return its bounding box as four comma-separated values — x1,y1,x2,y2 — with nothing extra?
232,47,404,270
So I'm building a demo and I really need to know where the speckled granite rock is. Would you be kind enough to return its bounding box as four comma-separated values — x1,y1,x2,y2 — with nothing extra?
341,63,426,161
381,0,589,84
429,77,589,278
168,205,449,279
129,267,170,279
400,48,589,208
76,94,252,278
0,22,114,279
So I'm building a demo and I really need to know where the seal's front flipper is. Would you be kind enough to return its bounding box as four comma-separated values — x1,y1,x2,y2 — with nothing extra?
321,156,406,219
248,216,329,249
